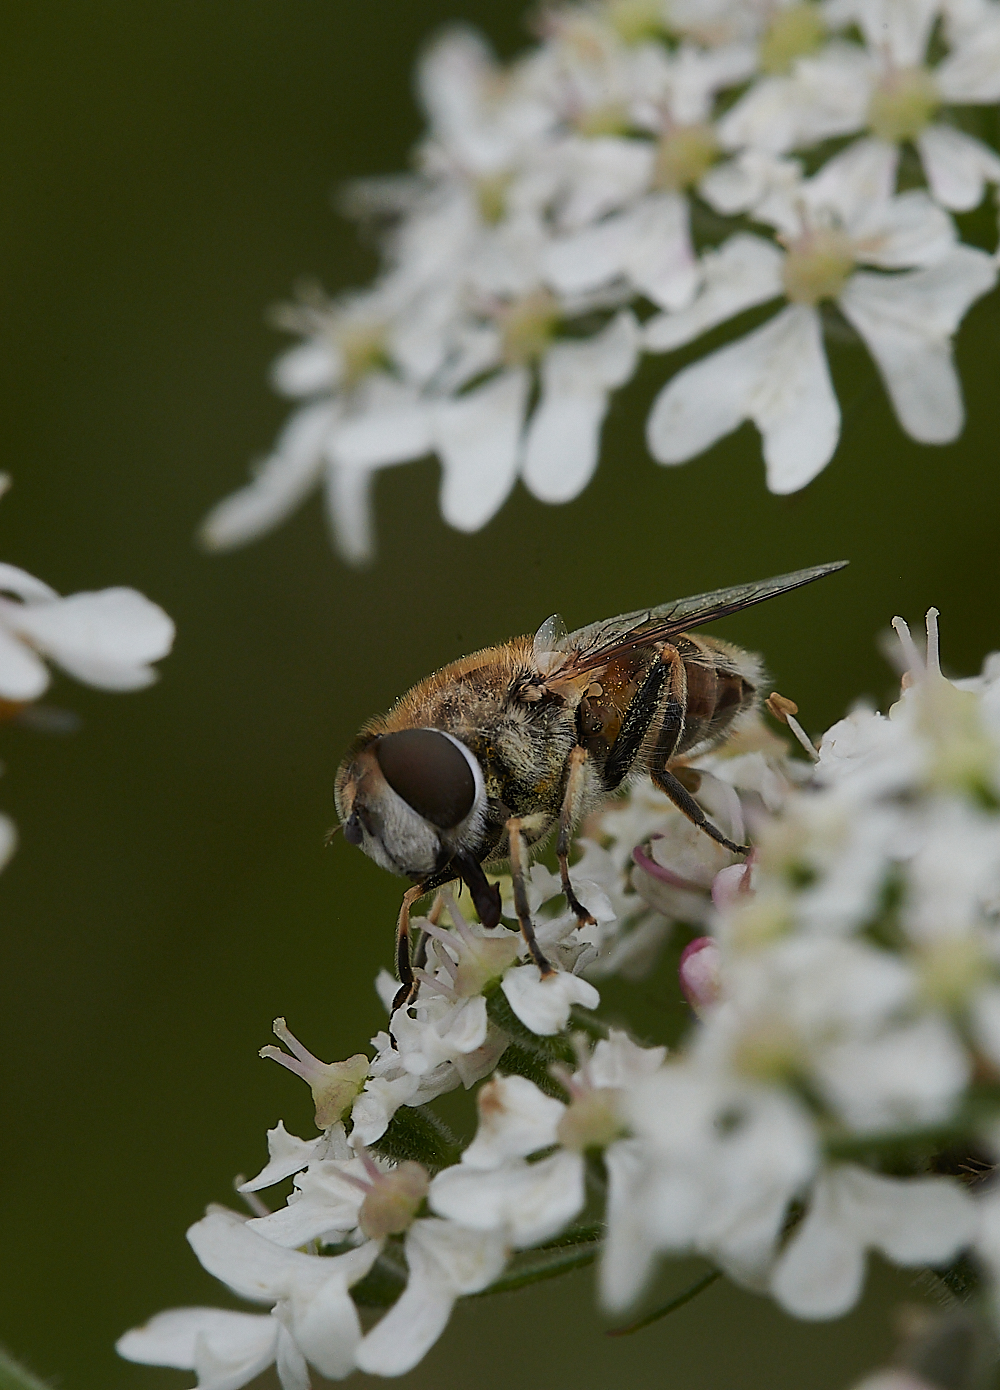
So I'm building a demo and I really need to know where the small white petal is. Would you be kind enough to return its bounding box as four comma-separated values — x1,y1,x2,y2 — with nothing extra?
284,1253,374,1381
501,963,600,1036
600,1138,660,1311
544,196,697,312
803,137,898,229
917,124,1000,211
647,304,839,494
431,1150,585,1247
329,378,433,470
0,621,50,700
116,1308,277,1376
9,588,175,691
644,235,784,353
522,312,639,505
0,563,58,603
0,814,16,872
247,1161,367,1247
772,1165,975,1319
274,1324,310,1390
850,189,956,268
324,461,374,564
272,339,340,398
355,1220,506,1376
199,401,335,550
432,368,529,531
239,1122,324,1193
838,247,997,443
462,1073,565,1167
936,18,1000,102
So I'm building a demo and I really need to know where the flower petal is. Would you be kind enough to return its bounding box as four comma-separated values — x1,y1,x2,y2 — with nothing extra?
461,1073,565,1167
522,312,639,504
647,304,840,494
917,124,1000,212
770,1171,867,1318
10,588,175,691
838,247,997,444
501,963,601,1035
430,1150,585,1247
324,461,375,565
432,368,529,531
238,1122,324,1193
199,401,335,550
117,1306,278,1373
0,620,50,700
936,17,1000,102
643,235,783,353
355,1219,507,1376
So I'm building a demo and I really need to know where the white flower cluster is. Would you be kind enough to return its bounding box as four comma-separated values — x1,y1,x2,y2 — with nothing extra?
0,478,175,866
119,608,1000,1385
201,0,1000,562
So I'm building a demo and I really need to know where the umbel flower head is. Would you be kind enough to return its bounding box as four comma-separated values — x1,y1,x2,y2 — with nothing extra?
200,0,1000,562
121,600,1000,1382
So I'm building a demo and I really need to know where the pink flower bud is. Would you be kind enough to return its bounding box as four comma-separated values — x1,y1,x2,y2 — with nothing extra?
711,859,754,910
679,936,722,1016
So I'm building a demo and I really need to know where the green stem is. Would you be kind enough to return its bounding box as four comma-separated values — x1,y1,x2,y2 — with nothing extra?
472,1240,602,1297
606,1270,721,1337
0,1348,53,1390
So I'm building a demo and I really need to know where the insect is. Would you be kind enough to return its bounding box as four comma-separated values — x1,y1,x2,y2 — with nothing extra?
334,562,847,1011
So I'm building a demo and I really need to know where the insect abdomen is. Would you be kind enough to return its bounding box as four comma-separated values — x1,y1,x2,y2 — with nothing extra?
676,634,761,756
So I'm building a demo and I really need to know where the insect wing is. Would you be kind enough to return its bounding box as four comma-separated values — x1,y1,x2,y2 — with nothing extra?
545,562,848,676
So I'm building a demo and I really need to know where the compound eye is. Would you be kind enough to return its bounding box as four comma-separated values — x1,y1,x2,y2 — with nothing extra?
375,728,477,830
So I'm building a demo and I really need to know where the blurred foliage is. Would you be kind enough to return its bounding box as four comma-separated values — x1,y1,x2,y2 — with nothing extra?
1,3,997,1387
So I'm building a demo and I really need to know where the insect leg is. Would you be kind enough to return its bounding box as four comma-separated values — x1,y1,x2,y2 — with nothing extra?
506,815,554,977
557,744,597,927
647,654,750,856
391,881,433,1016
602,647,678,791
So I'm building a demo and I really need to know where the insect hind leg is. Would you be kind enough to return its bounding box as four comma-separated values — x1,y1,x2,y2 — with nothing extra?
650,766,750,856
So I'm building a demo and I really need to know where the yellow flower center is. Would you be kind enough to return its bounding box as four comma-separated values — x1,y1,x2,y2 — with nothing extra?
334,321,388,386
781,227,855,305
574,102,632,137
499,289,560,365
556,1086,625,1151
475,172,512,225
759,3,826,75
867,66,940,143
916,935,991,1010
358,1162,430,1240
653,123,720,191
603,0,665,43
732,1019,802,1083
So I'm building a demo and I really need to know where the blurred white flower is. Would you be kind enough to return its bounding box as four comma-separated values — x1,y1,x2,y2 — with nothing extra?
117,1307,286,1390
0,561,174,700
770,1164,977,1319
645,141,995,490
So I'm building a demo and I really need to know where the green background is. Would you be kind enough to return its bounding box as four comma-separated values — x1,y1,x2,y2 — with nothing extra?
1,3,996,1387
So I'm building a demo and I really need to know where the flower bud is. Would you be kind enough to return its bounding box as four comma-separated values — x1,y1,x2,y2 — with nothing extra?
678,937,722,1016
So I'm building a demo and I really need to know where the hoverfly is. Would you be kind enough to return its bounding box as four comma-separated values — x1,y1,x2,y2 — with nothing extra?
335,562,847,1011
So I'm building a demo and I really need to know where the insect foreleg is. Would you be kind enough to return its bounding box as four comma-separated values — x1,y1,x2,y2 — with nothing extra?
506,815,554,977
391,881,430,1016
557,744,597,927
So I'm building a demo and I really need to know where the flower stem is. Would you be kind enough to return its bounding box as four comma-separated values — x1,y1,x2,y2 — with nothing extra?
606,1269,721,1337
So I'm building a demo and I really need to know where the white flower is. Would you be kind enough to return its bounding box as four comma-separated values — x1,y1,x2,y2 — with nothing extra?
645,142,995,489
355,1219,508,1377
0,561,174,699
117,1307,287,1390
771,1164,977,1318
501,962,601,1034
184,1208,381,1382
719,0,1000,210
431,1036,663,1250
603,1061,818,1308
